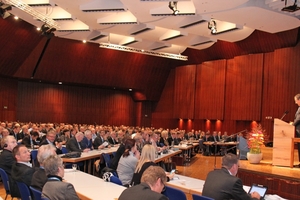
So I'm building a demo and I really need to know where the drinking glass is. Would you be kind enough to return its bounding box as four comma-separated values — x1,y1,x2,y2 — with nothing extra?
72,164,77,171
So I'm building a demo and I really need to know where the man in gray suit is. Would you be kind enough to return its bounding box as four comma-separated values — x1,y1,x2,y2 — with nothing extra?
119,166,168,200
202,153,261,200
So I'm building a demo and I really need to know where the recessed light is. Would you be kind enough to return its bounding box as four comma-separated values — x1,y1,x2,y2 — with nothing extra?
83,40,86,43
14,16,19,20
58,82,62,85
129,89,132,91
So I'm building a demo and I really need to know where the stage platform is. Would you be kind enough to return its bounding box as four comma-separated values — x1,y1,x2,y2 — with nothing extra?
238,147,300,200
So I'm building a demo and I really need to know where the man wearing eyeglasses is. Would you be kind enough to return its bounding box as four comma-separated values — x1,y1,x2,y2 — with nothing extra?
119,166,168,200
202,153,261,200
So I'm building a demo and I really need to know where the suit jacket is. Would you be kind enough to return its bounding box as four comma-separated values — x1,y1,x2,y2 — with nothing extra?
293,107,300,136
81,137,93,149
39,139,62,154
0,149,21,198
110,143,125,170
0,149,16,175
21,135,38,148
131,162,156,186
42,177,79,200
202,167,258,200
66,137,84,152
31,167,47,191
108,136,118,145
12,162,35,186
93,136,104,149
119,182,168,200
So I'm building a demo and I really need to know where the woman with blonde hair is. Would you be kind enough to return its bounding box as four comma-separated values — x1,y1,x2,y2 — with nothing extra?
131,144,174,186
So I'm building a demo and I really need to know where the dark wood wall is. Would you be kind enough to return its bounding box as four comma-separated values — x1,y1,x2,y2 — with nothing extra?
16,81,136,125
152,43,300,135
0,77,18,121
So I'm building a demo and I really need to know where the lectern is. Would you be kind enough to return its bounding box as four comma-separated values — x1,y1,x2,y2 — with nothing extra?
272,118,295,167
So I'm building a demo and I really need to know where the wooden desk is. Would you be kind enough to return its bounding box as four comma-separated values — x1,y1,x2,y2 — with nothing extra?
62,147,118,174
166,174,205,194
154,149,182,163
174,143,198,163
64,169,125,200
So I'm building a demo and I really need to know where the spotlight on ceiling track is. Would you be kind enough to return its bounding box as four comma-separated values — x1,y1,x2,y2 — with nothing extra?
281,0,300,12
0,2,12,19
169,1,179,16
41,24,56,39
208,19,217,34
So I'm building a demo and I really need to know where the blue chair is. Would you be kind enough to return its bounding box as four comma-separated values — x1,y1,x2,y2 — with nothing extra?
192,194,214,200
110,176,123,186
162,186,187,200
0,168,15,200
30,186,42,200
102,153,111,167
31,150,38,167
16,181,32,200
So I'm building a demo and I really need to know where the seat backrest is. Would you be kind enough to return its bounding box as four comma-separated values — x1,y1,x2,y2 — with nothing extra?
110,176,123,186
16,181,32,200
102,153,111,167
31,150,38,167
192,194,214,200
162,186,187,200
30,186,42,200
0,168,11,195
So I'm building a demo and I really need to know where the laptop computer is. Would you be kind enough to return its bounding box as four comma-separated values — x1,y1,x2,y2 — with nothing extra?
248,184,268,198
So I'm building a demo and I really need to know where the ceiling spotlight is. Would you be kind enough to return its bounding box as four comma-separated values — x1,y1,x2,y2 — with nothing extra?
41,24,56,39
0,2,12,19
169,1,179,16
208,20,217,34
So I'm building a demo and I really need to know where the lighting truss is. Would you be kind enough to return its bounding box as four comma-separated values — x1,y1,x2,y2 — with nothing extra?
3,0,59,29
99,43,187,61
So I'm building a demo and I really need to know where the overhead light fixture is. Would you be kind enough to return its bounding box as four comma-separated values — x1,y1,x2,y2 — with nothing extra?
281,0,300,12
40,24,56,39
99,43,187,61
208,20,217,34
169,1,179,15
0,2,12,19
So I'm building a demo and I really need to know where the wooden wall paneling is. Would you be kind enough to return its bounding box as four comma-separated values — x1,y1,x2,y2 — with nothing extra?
16,81,137,125
0,77,17,121
226,54,264,120
173,65,196,119
152,69,177,129
194,60,226,120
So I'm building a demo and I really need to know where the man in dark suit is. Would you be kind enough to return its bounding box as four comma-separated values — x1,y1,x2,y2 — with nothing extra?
119,166,168,200
0,135,20,198
66,132,89,152
31,144,57,191
11,144,35,187
108,131,119,145
39,129,62,154
81,129,93,150
202,153,261,200
21,131,39,148
292,94,300,164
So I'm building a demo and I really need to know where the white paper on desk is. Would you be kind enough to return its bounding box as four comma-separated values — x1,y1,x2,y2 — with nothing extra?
102,141,109,147
265,194,288,200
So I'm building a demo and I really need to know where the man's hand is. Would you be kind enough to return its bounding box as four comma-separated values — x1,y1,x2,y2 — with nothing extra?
250,191,261,200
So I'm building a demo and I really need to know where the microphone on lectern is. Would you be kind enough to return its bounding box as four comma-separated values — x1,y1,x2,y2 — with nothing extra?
280,110,289,120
